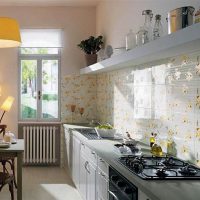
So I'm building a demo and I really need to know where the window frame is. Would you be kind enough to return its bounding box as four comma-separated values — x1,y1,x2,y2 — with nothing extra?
18,48,61,122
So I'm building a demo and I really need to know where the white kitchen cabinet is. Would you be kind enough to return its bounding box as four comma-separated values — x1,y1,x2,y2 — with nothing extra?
87,161,97,200
79,155,87,200
64,128,72,170
79,142,98,200
139,190,152,200
72,136,81,188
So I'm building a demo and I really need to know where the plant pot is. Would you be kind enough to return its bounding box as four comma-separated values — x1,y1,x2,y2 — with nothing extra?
85,54,97,66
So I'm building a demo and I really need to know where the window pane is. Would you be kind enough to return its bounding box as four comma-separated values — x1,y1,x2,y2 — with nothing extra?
20,48,58,54
21,60,37,119
42,60,58,119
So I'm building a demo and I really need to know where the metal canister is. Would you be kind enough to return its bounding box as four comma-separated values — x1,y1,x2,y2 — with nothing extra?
167,6,195,34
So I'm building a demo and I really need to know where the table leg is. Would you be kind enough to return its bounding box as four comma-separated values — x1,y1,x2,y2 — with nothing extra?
17,153,23,200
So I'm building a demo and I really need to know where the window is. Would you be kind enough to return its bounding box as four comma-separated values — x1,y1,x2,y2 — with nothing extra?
19,29,62,121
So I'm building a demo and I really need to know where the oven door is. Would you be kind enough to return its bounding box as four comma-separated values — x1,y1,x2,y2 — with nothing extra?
109,181,138,200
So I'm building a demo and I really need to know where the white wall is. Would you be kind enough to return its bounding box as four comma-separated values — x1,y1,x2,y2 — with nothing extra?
96,0,199,48
0,6,96,134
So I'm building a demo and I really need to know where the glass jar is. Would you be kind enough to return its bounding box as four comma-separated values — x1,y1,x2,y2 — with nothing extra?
125,29,135,50
136,27,148,46
142,9,153,42
153,14,163,40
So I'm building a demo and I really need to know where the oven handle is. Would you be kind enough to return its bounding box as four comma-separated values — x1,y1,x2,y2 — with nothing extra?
108,190,120,200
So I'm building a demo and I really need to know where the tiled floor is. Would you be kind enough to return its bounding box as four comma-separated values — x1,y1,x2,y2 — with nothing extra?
0,167,82,200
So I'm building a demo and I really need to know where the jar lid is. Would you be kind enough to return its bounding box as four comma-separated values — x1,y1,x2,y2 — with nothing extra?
155,14,161,20
142,9,153,15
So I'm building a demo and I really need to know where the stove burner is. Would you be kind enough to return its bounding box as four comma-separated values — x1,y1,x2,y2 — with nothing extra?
124,156,145,173
118,155,200,180
179,164,197,175
156,168,168,177
132,161,144,174
162,157,175,166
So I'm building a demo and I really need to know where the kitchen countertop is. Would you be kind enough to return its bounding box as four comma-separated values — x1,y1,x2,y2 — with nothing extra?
64,124,200,200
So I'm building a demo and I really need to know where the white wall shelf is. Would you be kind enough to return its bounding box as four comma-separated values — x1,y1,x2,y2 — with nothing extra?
80,23,200,74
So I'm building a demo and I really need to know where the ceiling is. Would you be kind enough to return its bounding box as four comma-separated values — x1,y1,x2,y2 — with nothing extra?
0,0,102,6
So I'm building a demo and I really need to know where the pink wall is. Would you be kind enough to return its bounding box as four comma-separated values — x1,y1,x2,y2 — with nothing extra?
0,6,96,135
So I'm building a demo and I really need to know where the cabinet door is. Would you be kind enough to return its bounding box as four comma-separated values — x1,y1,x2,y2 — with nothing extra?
87,162,97,200
79,155,87,200
72,136,80,188
64,128,71,169
97,170,108,200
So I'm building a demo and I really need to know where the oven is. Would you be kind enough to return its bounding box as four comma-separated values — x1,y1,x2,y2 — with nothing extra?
109,167,138,200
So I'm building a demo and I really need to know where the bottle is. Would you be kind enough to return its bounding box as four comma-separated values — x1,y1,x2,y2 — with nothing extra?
125,29,135,50
136,27,148,46
151,133,163,156
142,10,153,42
195,7,200,24
153,14,163,40
150,132,155,147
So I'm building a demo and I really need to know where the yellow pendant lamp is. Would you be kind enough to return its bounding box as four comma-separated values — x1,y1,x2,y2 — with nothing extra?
0,17,21,48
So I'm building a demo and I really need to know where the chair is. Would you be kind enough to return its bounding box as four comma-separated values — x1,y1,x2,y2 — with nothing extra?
0,154,17,189
0,125,17,189
0,158,14,200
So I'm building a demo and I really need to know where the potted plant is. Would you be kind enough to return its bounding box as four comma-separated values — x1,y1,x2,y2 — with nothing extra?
77,35,103,66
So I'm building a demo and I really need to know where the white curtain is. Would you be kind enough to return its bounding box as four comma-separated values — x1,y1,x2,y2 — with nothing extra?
20,29,62,48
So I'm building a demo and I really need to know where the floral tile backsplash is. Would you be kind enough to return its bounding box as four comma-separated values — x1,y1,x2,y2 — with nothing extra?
61,74,97,123
61,52,200,166
96,52,200,166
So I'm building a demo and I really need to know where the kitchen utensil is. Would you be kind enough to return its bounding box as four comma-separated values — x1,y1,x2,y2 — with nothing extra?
167,6,195,34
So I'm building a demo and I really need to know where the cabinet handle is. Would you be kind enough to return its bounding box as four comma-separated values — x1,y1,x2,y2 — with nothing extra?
100,172,106,177
85,161,90,174
108,190,119,200
84,161,88,170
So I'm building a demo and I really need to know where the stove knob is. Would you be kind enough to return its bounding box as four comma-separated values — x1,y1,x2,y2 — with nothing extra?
117,180,126,188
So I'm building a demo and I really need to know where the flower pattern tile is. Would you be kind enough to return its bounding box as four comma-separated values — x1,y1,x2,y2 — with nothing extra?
96,51,200,165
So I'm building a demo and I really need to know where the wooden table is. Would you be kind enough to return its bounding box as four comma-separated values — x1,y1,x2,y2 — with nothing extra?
0,139,24,200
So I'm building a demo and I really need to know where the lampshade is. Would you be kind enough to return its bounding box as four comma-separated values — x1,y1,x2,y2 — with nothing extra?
0,17,21,48
1,96,14,112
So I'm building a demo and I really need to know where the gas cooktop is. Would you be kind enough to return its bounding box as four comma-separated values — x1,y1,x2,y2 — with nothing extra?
118,155,200,180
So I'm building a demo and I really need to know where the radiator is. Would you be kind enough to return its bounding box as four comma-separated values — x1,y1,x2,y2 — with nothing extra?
19,124,60,166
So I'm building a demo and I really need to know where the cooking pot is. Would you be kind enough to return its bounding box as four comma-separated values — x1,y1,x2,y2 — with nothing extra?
167,6,195,34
